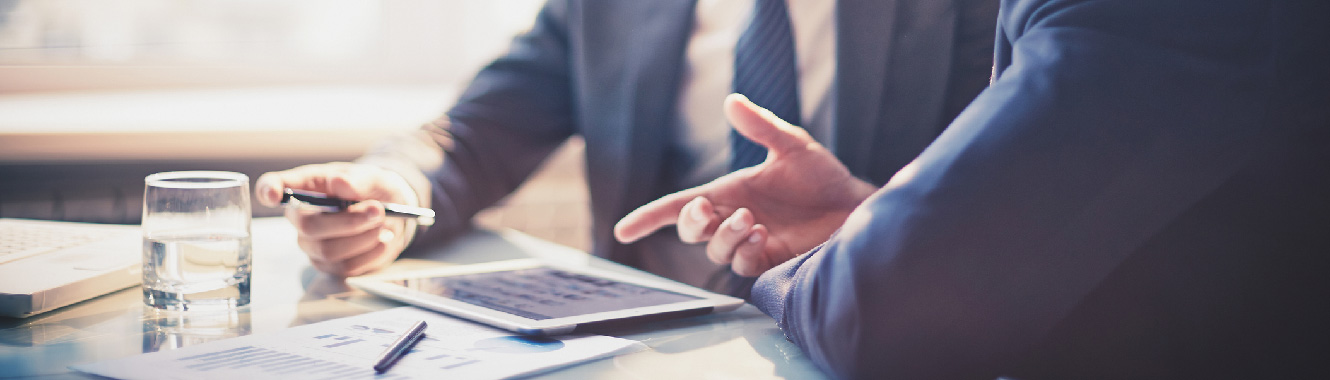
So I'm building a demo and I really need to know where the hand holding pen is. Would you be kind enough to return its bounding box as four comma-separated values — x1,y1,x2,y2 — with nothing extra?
255,163,434,277
280,188,435,227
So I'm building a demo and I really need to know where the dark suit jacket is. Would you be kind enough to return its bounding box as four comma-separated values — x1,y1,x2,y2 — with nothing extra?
752,0,1330,378
360,0,998,266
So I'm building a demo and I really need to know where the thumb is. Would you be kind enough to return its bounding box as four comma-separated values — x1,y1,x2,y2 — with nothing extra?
614,187,708,243
724,93,815,158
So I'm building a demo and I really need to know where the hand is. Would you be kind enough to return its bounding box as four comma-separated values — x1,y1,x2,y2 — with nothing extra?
615,94,878,276
255,163,415,277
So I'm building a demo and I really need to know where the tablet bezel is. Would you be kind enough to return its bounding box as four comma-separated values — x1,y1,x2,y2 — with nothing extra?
347,259,745,335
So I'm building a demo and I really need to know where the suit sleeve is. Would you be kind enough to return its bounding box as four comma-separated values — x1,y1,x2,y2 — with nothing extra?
752,0,1278,378
357,0,578,243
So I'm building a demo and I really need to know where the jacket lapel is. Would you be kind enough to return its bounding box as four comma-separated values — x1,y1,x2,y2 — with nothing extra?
598,0,696,261
836,0,964,184
834,0,899,179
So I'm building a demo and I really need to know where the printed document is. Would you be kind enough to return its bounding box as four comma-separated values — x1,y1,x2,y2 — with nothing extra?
72,307,646,379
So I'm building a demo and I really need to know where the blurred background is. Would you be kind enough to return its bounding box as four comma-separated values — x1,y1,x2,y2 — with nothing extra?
0,0,592,250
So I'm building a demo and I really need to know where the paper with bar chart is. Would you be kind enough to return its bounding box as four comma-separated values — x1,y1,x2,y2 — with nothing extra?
72,307,647,380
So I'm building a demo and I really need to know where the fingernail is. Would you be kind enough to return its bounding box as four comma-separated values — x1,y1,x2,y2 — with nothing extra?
729,213,750,232
689,198,708,221
378,229,395,243
748,231,762,244
256,184,273,201
364,201,386,221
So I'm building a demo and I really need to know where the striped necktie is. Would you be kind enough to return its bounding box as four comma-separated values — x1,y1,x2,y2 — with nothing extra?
730,0,801,171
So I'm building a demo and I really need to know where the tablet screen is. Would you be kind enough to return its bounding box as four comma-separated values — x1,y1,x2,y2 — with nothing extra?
391,267,702,320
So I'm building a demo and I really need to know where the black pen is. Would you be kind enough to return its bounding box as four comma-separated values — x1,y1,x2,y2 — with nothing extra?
373,320,428,374
281,188,436,226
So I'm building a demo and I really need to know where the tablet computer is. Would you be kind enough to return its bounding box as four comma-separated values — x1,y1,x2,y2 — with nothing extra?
347,259,745,336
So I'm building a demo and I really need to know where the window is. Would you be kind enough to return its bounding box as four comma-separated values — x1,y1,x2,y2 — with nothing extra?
0,0,545,91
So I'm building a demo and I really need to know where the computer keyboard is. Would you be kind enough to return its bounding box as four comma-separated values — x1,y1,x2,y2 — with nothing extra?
0,219,122,265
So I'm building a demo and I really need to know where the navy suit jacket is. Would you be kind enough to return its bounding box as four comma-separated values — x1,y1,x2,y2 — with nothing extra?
361,0,998,267
752,0,1330,378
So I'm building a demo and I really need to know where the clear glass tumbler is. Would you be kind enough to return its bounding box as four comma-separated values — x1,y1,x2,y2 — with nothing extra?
142,171,252,311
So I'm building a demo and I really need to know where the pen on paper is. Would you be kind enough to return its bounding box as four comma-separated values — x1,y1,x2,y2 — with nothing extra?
373,320,428,373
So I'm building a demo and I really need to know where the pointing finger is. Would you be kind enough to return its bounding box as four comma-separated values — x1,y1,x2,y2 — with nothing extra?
614,186,708,243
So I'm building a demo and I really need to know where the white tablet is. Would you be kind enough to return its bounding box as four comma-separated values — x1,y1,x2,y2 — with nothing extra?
347,259,745,336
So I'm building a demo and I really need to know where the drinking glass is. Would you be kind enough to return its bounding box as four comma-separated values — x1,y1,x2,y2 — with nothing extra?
142,171,252,311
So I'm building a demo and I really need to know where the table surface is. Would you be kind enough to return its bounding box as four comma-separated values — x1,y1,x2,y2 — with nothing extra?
0,218,827,379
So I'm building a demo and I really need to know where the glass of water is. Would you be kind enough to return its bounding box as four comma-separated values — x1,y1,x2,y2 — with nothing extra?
142,171,252,311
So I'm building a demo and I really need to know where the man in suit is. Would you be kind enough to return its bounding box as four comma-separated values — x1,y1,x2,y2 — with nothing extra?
253,0,999,293
616,0,1330,377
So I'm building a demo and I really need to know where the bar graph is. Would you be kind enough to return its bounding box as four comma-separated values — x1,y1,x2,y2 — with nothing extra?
314,334,366,348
